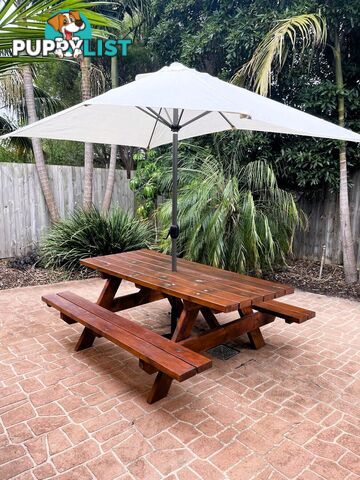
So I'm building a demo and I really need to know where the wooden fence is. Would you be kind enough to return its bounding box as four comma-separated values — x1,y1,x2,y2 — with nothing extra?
1,162,359,266
0,163,134,258
294,170,360,267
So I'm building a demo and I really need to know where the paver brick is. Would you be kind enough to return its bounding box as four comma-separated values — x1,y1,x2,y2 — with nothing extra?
88,452,126,479
114,432,152,464
267,440,314,478
0,455,33,480
52,439,100,472
2,404,36,427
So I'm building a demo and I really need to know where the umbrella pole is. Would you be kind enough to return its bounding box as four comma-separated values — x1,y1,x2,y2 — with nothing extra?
171,108,179,272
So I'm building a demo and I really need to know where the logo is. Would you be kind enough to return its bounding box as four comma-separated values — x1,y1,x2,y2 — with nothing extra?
45,10,91,58
12,10,131,58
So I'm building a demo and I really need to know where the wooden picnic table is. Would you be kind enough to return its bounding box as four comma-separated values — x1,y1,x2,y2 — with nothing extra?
43,249,315,403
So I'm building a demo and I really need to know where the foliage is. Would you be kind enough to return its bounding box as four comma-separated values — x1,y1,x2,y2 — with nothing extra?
145,0,360,194
129,149,164,218
40,206,152,271
154,141,306,274
232,13,327,96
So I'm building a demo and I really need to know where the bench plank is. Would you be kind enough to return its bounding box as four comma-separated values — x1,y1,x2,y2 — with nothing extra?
57,291,211,373
43,293,201,382
253,299,315,323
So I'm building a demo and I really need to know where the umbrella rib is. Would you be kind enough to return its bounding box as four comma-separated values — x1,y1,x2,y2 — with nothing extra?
147,107,173,128
179,111,211,128
163,108,172,124
178,109,185,126
219,111,235,129
147,108,162,149
136,106,171,128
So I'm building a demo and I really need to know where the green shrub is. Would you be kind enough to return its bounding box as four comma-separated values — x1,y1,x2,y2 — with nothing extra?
157,144,307,274
40,207,152,271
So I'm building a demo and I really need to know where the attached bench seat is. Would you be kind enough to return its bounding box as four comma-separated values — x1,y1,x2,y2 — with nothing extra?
252,299,315,324
42,291,212,387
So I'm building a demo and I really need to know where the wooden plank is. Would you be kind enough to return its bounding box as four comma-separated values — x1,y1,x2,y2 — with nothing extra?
42,293,198,382
180,312,275,352
140,249,294,296
92,254,260,308
123,250,276,302
253,299,315,323
56,291,212,373
80,257,244,312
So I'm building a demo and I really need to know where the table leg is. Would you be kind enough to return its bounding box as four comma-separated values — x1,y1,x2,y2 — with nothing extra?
239,306,266,350
75,276,121,352
171,301,200,342
166,296,183,335
147,301,200,404
201,307,221,329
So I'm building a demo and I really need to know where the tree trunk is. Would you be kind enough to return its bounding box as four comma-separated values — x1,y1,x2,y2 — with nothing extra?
333,32,358,283
22,65,59,222
119,146,135,179
80,57,93,211
102,55,119,213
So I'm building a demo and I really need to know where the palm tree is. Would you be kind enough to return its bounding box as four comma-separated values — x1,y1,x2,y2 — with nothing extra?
101,9,147,212
157,141,306,274
233,13,358,283
101,55,118,213
22,65,59,221
0,0,123,219
80,56,94,210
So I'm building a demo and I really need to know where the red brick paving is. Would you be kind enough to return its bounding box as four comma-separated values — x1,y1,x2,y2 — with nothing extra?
0,278,359,479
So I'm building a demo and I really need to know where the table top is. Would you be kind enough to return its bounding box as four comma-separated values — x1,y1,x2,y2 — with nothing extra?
81,249,294,312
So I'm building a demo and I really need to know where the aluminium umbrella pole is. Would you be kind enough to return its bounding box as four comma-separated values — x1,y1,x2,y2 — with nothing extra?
171,108,179,272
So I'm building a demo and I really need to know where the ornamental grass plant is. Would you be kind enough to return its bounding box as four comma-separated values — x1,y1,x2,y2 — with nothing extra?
40,207,151,271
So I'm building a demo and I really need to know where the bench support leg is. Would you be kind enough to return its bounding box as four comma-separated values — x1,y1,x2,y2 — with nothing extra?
247,328,265,350
147,372,173,404
239,306,266,350
75,327,97,352
76,276,122,352
146,301,200,403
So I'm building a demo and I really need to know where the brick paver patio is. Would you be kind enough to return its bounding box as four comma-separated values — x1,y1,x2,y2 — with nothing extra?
0,278,359,479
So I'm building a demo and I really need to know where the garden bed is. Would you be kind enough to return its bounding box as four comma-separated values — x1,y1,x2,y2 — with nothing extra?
264,258,360,301
0,258,95,290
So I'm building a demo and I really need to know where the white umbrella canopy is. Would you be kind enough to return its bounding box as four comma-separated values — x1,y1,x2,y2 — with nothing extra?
3,62,360,271
4,62,360,146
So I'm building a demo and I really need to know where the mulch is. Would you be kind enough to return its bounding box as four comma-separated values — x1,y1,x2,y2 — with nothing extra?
264,258,360,301
0,259,95,291
0,257,359,301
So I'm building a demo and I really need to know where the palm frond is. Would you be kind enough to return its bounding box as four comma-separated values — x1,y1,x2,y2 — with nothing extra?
157,150,306,274
0,114,32,155
232,13,327,96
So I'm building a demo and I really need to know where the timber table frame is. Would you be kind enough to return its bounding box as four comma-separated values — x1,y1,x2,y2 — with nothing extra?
74,249,315,402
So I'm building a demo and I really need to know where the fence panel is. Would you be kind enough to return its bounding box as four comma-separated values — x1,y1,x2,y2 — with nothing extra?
0,163,134,258
294,170,360,267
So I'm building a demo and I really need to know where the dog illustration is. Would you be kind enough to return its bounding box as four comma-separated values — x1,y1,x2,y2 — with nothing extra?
47,11,85,58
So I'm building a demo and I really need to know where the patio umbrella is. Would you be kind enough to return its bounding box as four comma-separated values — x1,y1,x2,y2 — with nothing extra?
3,62,360,271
